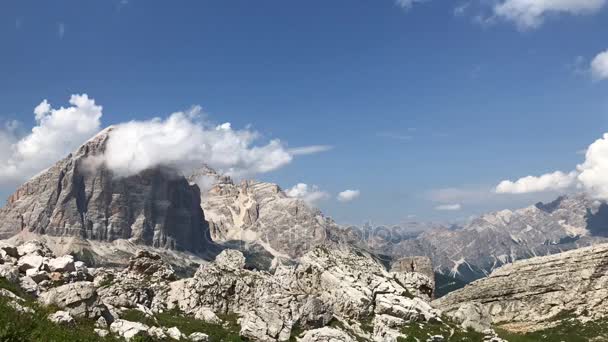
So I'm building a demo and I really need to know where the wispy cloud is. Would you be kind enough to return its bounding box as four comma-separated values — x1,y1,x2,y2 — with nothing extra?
435,203,462,211
58,22,66,39
395,0,428,10
15,18,22,30
377,132,413,141
453,2,471,16
288,145,333,156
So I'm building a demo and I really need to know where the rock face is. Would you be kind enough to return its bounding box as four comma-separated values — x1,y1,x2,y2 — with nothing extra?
191,167,354,259
0,238,512,341
0,128,214,254
163,246,440,341
434,243,608,332
386,194,608,283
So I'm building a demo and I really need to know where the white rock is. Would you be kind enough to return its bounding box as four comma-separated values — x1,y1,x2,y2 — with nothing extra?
17,241,53,257
96,316,108,328
47,255,75,273
74,260,88,273
214,249,246,271
48,311,75,325
17,254,44,272
189,332,209,341
38,281,104,319
166,326,185,340
194,307,222,324
19,276,38,294
449,302,492,333
0,264,20,283
298,327,355,342
110,319,149,340
149,327,168,339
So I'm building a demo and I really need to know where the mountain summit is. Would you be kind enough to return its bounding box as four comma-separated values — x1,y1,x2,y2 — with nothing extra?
0,128,214,254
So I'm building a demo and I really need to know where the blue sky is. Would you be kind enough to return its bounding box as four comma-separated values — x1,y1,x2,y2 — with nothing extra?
1,0,608,225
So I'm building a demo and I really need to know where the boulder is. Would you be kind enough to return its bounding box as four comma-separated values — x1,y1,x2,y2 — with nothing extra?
1,245,19,259
17,254,44,272
38,281,106,319
0,264,20,283
19,276,38,294
166,326,185,340
194,307,222,324
110,319,149,340
189,332,209,341
17,241,53,257
47,255,76,273
48,311,75,325
74,261,88,273
448,302,492,333
214,249,246,271
128,250,176,280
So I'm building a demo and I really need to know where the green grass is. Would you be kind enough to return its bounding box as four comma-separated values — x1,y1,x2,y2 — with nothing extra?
0,296,121,342
397,320,484,342
496,318,608,342
0,278,30,300
121,309,243,342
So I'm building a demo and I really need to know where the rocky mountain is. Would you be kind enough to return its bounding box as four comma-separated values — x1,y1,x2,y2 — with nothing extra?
0,238,510,342
190,167,355,261
434,242,608,334
0,128,217,260
383,194,608,283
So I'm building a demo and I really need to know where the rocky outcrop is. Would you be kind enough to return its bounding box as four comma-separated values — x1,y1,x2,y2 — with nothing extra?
0,238,519,341
192,167,355,260
163,246,440,341
39,281,107,319
0,128,215,255
434,243,608,332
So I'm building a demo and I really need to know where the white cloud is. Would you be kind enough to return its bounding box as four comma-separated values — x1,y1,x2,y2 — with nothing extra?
495,171,577,194
395,0,428,10
454,2,471,16
0,94,102,187
337,189,361,202
0,94,325,193
577,133,608,199
494,0,607,30
288,145,333,156
495,133,608,200
434,203,462,211
591,49,608,81
102,107,294,179
285,183,330,205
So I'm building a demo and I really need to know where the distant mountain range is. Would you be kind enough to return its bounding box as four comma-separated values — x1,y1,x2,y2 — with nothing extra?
386,194,608,283
2,128,608,293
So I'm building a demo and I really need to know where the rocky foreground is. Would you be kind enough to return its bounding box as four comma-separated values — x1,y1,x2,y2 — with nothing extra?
0,238,510,341
434,242,608,333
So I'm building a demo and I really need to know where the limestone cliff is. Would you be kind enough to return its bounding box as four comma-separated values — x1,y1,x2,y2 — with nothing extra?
0,128,214,254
